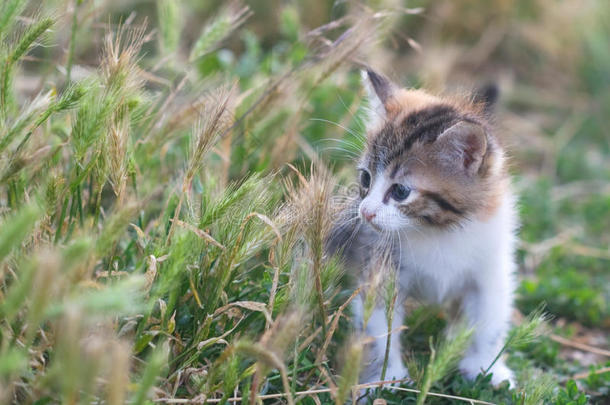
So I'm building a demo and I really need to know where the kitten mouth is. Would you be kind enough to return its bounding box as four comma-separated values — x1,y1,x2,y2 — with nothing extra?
367,221,383,232
358,212,383,232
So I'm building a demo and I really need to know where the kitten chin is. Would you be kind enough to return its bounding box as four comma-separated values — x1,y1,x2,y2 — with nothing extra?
327,69,517,390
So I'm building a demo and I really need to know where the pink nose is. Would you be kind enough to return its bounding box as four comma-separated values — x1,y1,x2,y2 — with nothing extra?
361,208,376,222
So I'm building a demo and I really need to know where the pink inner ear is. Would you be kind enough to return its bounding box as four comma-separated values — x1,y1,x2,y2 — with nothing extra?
463,132,484,169
464,151,475,169
438,121,487,174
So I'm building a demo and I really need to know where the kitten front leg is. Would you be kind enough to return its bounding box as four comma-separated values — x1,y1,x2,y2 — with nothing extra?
458,263,515,387
352,293,408,384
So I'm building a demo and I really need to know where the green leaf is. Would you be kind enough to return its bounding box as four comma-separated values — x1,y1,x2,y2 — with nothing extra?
0,202,41,262
0,347,27,376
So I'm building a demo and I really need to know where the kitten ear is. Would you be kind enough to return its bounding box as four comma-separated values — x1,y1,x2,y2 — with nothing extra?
437,121,487,175
361,69,397,130
473,83,499,114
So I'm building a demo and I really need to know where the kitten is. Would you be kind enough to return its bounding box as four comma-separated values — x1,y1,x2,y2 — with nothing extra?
328,70,517,387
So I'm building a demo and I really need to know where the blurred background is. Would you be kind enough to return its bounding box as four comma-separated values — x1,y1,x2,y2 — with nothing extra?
2,0,609,403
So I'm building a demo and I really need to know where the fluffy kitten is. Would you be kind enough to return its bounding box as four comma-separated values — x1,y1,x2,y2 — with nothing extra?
329,70,517,387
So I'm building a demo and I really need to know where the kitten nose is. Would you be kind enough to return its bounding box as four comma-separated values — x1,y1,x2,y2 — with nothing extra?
361,208,376,222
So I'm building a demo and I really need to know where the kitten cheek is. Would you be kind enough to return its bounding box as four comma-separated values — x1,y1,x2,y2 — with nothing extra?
376,209,406,232
390,208,413,229
394,206,409,220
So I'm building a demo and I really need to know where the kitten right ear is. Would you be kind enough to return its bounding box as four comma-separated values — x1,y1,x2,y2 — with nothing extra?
436,121,488,176
361,69,397,130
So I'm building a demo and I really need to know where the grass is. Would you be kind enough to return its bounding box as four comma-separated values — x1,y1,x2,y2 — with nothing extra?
0,0,609,404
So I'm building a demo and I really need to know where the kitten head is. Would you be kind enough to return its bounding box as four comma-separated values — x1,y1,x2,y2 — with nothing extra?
357,70,507,233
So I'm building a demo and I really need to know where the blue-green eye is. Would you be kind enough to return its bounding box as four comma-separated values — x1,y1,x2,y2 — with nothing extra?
390,184,410,201
360,170,371,189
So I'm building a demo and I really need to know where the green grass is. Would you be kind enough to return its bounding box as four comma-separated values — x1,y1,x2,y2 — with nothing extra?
0,0,609,404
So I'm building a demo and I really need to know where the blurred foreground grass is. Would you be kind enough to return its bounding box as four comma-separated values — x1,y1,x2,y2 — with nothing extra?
0,0,608,403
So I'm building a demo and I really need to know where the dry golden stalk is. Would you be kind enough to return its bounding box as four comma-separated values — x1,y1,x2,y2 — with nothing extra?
107,105,130,202
281,164,338,334
166,85,236,245
106,340,131,405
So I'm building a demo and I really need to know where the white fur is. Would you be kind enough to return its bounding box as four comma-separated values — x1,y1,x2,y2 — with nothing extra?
356,186,517,387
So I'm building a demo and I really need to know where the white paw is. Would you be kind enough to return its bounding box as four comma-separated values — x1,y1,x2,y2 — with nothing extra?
488,362,515,388
460,357,514,388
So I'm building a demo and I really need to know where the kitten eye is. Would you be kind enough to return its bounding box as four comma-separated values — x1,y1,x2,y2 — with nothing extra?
390,184,410,201
360,170,371,189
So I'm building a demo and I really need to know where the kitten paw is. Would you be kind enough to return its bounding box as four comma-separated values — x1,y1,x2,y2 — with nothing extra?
460,358,514,388
488,362,515,388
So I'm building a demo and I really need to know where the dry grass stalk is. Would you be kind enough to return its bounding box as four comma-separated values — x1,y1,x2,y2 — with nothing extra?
550,334,610,358
107,105,130,201
314,286,362,367
101,22,148,94
166,85,236,244
570,366,610,381
100,23,149,204
184,86,236,188
189,2,252,62
239,314,300,405
105,339,131,405
282,164,338,334
155,377,495,404
171,219,225,250
266,247,281,331
336,338,363,405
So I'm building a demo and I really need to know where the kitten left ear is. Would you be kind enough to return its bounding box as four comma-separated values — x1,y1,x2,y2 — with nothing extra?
473,83,499,113
437,121,487,176
361,69,397,130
